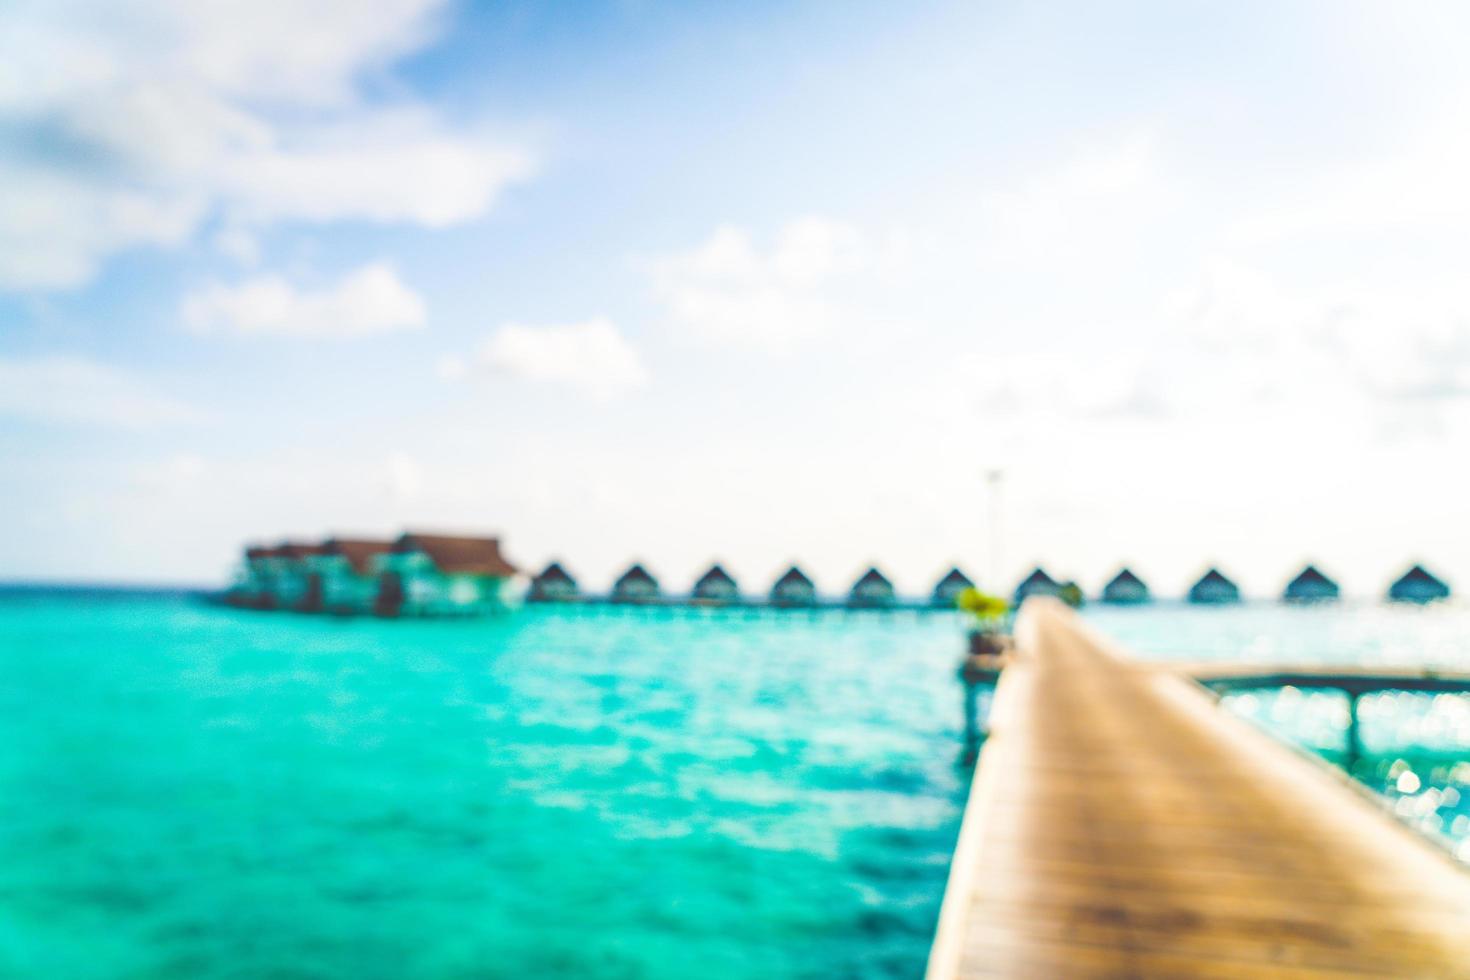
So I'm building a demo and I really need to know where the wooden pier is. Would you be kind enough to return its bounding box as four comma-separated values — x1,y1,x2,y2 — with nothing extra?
928,599,1470,979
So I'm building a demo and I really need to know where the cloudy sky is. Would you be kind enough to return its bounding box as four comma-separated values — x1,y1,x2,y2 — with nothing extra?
3,0,1469,597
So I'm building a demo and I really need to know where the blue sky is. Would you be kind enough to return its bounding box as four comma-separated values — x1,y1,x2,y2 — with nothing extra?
3,1,1470,596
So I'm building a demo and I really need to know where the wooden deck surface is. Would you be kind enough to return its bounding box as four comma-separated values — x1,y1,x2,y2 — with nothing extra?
928,599,1470,979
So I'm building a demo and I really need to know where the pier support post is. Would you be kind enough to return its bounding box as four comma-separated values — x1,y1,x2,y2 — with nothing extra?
1345,689,1362,772
961,679,980,765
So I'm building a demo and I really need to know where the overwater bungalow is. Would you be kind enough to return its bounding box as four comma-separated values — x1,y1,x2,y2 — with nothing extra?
1100,568,1150,604
1387,564,1450,603
375,532,519,617
848,567,897,608
691,564,739,604
234,545,282,608
931,567,975,608
1013,567,1061,605
1283,564,1339,603
769,566,817,608
308,538,394,614
611,563,661,604
1188,568,1241,605
528,561,579,603
273,541,330,610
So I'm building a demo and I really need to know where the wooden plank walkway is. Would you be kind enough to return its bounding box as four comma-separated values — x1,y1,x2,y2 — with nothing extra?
928,599,1470,979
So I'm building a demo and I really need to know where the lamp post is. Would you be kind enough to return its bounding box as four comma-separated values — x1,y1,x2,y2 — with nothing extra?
986,468,1004,592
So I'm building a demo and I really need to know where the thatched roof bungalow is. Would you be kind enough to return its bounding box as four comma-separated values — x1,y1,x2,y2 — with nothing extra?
1283,564,1339,603
377,532,519,616
1188,568,1240,605
770,566,817,608
692,564,739,604
611,563,660,604
931,567,974,608
848,567,896,608
1013,567,1061,605
529,561,579,603
1387,564,1450,603
1100,568,1150,604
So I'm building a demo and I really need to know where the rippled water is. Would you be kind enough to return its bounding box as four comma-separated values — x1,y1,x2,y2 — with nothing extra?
0,591,975,979
5,592,1469,979
1085,600,1470,861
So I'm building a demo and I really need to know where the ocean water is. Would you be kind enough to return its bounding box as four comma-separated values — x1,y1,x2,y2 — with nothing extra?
0,592,976,980
4,593,1470,980
1084,600,1470,862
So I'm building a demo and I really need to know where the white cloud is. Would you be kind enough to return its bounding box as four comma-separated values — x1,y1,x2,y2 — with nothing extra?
212,227,260,265
0,166,206,290
0,1,532,291
978,133,1164,251
967,353,1173,423
646,216,881,353
448,318,648,397
217,110,532,229
1226,124,1470,246
0,356,196,428
1162,261,1470,410
435,354,469,381
0,1,445,113
181,262,427,338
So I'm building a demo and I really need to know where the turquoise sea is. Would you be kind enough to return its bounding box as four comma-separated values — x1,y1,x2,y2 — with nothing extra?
3,591,1469,978
0,591,975,979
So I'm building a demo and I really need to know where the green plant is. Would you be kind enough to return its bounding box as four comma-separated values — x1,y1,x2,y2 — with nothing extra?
956,587,1009,626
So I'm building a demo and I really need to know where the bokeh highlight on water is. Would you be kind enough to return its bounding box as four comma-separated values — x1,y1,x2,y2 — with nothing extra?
0,592,977,979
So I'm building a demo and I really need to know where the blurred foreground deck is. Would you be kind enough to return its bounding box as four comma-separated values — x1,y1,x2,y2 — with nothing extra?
928,599,1470,979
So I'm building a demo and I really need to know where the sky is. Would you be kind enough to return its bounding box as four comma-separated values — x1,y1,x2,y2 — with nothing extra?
3,0,1470,598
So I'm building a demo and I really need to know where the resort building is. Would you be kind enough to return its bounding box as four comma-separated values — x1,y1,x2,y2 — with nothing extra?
1100,568,1150,604
273,542,330,611
1283,564,1340,603
308,538,394,615
931,567,975,608
691,564,740,604
1387,564,1450,603
234,545,283,608
611,564,661,604
1188,568,1241,604
1013,567,1061,605
769,566,818,608
848,567,897,608
528,562,579,603
375,533,520,617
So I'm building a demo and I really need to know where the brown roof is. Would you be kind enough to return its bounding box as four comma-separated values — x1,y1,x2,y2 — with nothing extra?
535,562,576,585
395,532,517,576
852,566,893,590
324,537,394,575
773,566,814,590
276,541,329,560
244,545,280,561
613,563,659,591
